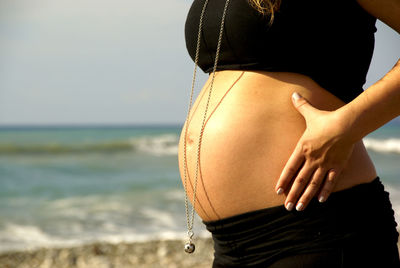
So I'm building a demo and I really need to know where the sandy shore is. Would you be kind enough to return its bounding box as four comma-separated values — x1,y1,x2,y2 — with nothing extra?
0,238,214,268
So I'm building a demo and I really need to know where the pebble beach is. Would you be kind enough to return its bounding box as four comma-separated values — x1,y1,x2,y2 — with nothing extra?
1,238,400,268
0,238,214,268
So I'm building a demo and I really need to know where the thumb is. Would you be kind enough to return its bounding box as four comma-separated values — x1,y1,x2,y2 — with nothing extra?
291,92,318,119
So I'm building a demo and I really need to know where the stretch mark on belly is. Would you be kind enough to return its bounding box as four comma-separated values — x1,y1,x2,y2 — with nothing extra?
186,71,245,221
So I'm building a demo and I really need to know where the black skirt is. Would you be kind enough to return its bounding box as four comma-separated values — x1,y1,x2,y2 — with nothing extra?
202,177,400,267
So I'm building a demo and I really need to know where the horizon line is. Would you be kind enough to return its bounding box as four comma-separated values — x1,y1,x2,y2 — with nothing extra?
0,122,183,130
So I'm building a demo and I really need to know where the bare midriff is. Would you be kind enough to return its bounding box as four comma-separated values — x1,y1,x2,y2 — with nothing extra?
177,70,377,222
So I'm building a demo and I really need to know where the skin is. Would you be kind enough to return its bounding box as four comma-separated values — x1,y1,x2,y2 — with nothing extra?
178,0,399,221
179,71,376,221
276,0,400,211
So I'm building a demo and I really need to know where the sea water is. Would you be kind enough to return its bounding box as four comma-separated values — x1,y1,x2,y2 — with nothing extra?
0,123,399,252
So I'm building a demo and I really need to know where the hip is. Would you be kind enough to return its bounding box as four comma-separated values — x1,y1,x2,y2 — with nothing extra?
203,177,400,267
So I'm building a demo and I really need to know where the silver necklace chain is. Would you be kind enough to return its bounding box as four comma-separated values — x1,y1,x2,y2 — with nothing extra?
183,0,231,253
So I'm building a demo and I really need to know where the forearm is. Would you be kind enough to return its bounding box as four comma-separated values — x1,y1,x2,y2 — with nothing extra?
338,58,400,143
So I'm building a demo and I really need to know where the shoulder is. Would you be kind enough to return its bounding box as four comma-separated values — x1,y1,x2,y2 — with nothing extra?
356,0,400,34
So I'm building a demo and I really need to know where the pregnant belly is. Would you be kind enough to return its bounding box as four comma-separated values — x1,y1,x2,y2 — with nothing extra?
177,70,376,222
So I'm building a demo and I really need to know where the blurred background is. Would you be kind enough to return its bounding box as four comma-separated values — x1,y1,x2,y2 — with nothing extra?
0,0,399,267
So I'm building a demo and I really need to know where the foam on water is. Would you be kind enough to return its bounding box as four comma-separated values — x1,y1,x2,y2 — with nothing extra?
386,185,400,228
0,223,209,253
164,189,185,201
0,210,210,253
0,185,399,253
131,134,179,156
0,133,180,156
364,138,400,154
1,224,50,243
140,207,178,229
0,187,208,252
0,223,82,252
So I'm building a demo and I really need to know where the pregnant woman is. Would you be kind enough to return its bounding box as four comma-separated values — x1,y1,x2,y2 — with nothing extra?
178,0,400,266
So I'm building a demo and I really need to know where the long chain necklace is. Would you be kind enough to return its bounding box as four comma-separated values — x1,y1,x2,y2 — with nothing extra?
183,0,231,254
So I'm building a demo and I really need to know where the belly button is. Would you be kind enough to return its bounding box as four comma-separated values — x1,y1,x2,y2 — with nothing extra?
185,132,196,146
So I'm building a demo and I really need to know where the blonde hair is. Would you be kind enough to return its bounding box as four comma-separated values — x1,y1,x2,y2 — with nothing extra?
248,0,282,25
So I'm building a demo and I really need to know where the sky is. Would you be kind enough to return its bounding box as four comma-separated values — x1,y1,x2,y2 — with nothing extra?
0,0,399,126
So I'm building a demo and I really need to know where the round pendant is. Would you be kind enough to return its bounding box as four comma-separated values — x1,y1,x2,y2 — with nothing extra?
184,242,195,253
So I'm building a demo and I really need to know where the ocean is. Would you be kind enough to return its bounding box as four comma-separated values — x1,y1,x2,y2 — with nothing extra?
0,123,399,253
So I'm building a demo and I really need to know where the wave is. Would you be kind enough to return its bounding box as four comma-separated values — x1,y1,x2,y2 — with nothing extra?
2,135,398,156
0,134,179,156
131,134,178,156
0,222,211,253
363,138,400,154
0,200,209,253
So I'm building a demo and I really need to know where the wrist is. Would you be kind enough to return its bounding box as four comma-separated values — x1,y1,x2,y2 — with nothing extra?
334,104,364,144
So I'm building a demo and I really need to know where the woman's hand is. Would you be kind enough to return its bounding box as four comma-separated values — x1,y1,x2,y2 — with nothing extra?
275,92,356,212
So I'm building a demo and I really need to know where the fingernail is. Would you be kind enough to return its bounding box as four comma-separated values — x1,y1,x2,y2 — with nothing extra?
319,195,326,203
296,203,304,211
286,202,294,211
276,188,284,195
292,92,301,101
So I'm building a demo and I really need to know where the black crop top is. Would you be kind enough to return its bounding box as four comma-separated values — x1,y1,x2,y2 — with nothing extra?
184,0,377,103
